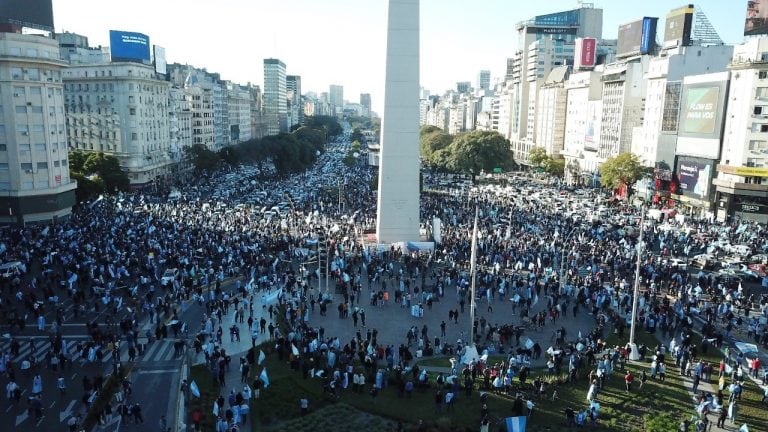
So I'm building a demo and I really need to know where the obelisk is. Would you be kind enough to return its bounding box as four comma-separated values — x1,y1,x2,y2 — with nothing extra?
376,0,421,243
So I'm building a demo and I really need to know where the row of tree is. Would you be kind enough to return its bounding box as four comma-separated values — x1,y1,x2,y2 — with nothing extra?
528,146,565,177
186,115,342,174
419,126,516,178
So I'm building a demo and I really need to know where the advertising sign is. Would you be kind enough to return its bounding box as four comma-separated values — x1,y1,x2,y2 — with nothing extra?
109,30,151,62
640,17,658,54
153,45,167,75
676,158,713,199
526,27,577,35
617,19,644,57
664,5,694,47
745,0,768,36
584,100,601,151
574,38,597,69
0,0,54,31
680,86,720,135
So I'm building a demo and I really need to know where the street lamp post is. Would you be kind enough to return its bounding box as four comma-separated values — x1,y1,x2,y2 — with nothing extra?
558,228,578,296
628,205,646,361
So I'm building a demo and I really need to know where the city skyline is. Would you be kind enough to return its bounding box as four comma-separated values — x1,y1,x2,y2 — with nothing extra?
53,0,745,115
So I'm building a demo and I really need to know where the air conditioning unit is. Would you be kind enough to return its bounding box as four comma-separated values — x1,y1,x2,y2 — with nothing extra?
25,169,32,174
21,131,29,136
13,93,20,97
26,102,32,106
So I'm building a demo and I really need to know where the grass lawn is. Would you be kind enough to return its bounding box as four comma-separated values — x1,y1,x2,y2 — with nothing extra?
188,363,220,432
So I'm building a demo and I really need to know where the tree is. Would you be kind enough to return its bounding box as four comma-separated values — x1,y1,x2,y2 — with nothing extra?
420,125,443,138
544,156,565,178
81,152,129,192
599,153,643,196
420,130,453,161
184,144,220,173
304,116,342,138
567,159,581,184
528,146,549,167
445,130,515,180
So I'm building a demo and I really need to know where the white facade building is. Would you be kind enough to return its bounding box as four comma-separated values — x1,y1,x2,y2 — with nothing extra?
562,69,603,184
0,32,76,223
63,62,172,186
264,58,287,135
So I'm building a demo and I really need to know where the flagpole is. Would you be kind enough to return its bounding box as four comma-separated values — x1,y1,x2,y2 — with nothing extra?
469,206,479,348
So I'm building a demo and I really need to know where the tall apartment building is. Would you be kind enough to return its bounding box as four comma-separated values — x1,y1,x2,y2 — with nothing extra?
226,81,251,143
286,75,303,128
329,84,344,115
507,5,603,162
63,62,171,186
562,69,603,184
597,58,649,160
360,93,372,117
249,85,267,140
169,64,214,151
714,37,768,222
0,31,76,224
535,66,569,157
213,80,229,149
168,86,193,164
476,70,491,91
264,58,287,135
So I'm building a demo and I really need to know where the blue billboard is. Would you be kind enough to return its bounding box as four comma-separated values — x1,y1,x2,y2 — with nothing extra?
109,30,150,62
640,17,658,55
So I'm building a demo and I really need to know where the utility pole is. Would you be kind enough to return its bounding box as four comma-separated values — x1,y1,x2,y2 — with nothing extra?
628,205,645,360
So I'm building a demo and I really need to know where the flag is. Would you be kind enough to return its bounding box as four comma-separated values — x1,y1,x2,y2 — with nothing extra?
260,368,270,388
505,416,526,432
189,381,201,398
739,425,749,432
258,350,266,365
292,344,299,356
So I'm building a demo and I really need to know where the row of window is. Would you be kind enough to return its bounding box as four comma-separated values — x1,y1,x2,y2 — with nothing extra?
0,160,67,170
9,67,61,82
6,46,59,60
0,179,65,191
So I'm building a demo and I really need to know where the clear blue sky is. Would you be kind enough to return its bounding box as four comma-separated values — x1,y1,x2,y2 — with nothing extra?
52,0,746,114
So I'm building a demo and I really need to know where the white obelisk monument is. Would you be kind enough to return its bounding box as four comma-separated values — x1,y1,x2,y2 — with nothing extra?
376,0,421,243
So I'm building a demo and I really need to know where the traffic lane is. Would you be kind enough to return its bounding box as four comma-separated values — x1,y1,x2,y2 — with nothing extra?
125,366,179,429
0,360,106,431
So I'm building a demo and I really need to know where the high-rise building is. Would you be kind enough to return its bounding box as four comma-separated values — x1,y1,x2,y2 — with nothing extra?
456,81,471,94
714,37,768,222
329,84,344,115
360,93,372,117
506,5,603,162
476,70,491,91
0,31,76,224
263,58,287,135
286,75,303,128
63,62,172,186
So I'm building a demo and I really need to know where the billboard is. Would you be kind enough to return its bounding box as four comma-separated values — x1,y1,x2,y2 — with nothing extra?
574,38,597,69
664,4,694,47
109,30,151,62
676,157,714,199
680,86,720,135
0,0,54,31
745,0,768,36
617,17,657,57
153,45,167,75
584,100,602,152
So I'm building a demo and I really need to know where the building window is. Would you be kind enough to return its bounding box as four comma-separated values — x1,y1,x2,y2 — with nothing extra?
0,163,7,170
27,68,40,80
11,68,22,79
0,182,8,190
131,133,138,141
130,108,136,115
30,106,43,114
13,86,24,96
15,106,26,114
25,48,38,57
32,125,44,133
0,144,6,151
760,71,768,80
21,181,33,190
9,47,20,56
54,160,60,167
34,143,46,152
37,162,48,170
20,163,32,171
757,87,768,99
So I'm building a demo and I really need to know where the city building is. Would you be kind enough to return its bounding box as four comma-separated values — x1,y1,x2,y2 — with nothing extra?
535,66,569,157
249,84,267,139
0,31,76,224
213,80,229,149
714,37,768,222
286,75,303,128
55,32,108,65
456,81,471,94
329,84,344,116
476,70,491,91
264,58,287,135
169,64,214,151
226,81,252,143
63,62,172,187
562,69,604,185
360,93,372,117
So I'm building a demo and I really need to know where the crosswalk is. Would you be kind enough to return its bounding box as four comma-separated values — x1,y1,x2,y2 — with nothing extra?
0,338,183,366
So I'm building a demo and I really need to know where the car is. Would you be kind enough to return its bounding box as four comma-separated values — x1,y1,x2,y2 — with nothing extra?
691,254,715,270
160,268,179,286
667,258,688,271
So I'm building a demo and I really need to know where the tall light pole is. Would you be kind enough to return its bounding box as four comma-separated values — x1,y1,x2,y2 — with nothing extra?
469,207,479,348
558,228,577,295
628,205,646,361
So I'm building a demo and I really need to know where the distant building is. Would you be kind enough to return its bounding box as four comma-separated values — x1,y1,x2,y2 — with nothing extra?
286,75,303,128
360,93,372,117
456,81,471,94
55,32,108,65
476,70,491,91
329,84,344,115
264,58,287,135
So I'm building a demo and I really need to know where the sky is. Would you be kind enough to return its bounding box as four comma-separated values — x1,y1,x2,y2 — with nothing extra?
52,0,747,115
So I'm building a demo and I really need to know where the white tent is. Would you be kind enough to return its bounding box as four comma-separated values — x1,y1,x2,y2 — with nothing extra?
461,345,480,365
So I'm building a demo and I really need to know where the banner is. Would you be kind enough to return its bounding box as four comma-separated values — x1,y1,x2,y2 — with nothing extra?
505,416,527,432
260,368,270,388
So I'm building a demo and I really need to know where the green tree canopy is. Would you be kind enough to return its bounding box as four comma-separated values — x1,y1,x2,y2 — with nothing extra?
184,144,220,173
528,146,549,167
420,130,453,161
420,125,443,138
544,157,565,177
444,130,515,178
600,153,643,194
304,116,342,138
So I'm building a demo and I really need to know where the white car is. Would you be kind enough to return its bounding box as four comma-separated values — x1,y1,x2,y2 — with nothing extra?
160,268,179,286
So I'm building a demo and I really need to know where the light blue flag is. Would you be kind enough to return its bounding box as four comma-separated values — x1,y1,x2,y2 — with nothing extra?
739,425,749,432
258,350,266,365
505,416,526,432
260,368,270,388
